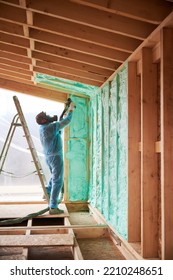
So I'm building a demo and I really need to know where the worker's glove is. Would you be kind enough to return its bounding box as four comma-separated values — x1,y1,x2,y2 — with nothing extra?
69,102,76,111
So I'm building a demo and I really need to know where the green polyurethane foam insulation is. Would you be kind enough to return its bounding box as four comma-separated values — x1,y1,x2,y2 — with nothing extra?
66,95,89,201
35,70,128,239
35,74,98,97
89,65,128,240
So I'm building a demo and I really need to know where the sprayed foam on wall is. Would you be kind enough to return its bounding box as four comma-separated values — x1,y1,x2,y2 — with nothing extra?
35,71,128,239
35,74,98,97
89,65,128,239
66,95,89,201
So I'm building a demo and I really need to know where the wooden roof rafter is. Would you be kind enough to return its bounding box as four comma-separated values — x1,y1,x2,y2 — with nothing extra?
0,0,172,95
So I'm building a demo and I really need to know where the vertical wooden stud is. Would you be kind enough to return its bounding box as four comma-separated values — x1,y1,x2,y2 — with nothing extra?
160,27,173,260
141,47,158,258
128,61,141,242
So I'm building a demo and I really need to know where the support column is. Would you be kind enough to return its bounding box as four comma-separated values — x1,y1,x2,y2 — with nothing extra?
141,47,158,258
128,62,141,242
160,27,173,260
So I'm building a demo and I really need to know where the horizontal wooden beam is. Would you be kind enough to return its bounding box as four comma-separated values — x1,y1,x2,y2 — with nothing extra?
0,31,30,48
0,2,26,24
0,68,31,80
33,13,141,53
0,51,31,64
0,224,108,231
33,51,113,77
0,2,143,52
34,66,101,87
26,0,155,40
35,41,120,70
30,28,129,62
0,42,27,56
0,20,129,63
71,0,173,24
0,63,32,75
0,57,30,70
0,19,24,36
0,77,68,102
36,60,107,82
0,73,33,85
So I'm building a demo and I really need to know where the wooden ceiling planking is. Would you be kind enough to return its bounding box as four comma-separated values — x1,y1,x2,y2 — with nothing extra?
0,0,172,93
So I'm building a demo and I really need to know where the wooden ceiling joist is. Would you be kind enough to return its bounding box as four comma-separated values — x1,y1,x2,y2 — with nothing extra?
0,31,30,48
29,29,129,63
0,57,30,70
32,51,113,77
0,42,27,56
33,13,141,53
25,0,155,40
0,63,32,75
0,0,172,92
0,77,68,102
34,66,101,87
34,41,120,70
36,60,107,82
0,19,24,36
0,51,31,64
71,0,173,24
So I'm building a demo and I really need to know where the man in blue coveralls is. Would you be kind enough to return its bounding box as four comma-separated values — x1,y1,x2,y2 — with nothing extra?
36,101,75,215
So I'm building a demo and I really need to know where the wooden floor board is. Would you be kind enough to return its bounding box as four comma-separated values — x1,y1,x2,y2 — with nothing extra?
0,234,74,247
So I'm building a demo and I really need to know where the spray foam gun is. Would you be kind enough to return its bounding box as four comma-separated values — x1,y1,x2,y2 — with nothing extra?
59,98,76,121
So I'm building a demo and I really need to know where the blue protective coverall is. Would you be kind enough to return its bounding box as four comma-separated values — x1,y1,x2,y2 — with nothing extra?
39,112,73,209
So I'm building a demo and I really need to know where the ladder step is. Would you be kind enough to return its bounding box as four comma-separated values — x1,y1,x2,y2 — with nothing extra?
13,123,22,126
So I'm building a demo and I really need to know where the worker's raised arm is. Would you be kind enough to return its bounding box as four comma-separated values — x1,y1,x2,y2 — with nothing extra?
59,102,76,130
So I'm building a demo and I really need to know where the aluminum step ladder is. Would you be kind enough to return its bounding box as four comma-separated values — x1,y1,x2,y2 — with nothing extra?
0,96,49,202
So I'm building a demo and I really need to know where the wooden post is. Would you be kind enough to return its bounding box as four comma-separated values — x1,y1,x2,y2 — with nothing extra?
141,47,159,258
128,61,141,242
160,27,173,260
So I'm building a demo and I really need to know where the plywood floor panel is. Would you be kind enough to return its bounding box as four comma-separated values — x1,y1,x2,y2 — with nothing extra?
0,203,68,219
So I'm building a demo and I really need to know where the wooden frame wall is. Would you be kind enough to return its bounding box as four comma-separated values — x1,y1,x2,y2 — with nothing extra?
128,26,173,259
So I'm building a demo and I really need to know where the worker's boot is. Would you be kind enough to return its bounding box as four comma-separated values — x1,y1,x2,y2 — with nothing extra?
49,208,64,215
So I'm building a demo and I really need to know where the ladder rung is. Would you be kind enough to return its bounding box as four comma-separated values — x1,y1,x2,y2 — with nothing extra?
13,123,22,126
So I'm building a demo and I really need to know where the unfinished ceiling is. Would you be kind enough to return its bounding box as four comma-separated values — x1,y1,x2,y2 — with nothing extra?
0,0,173,93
